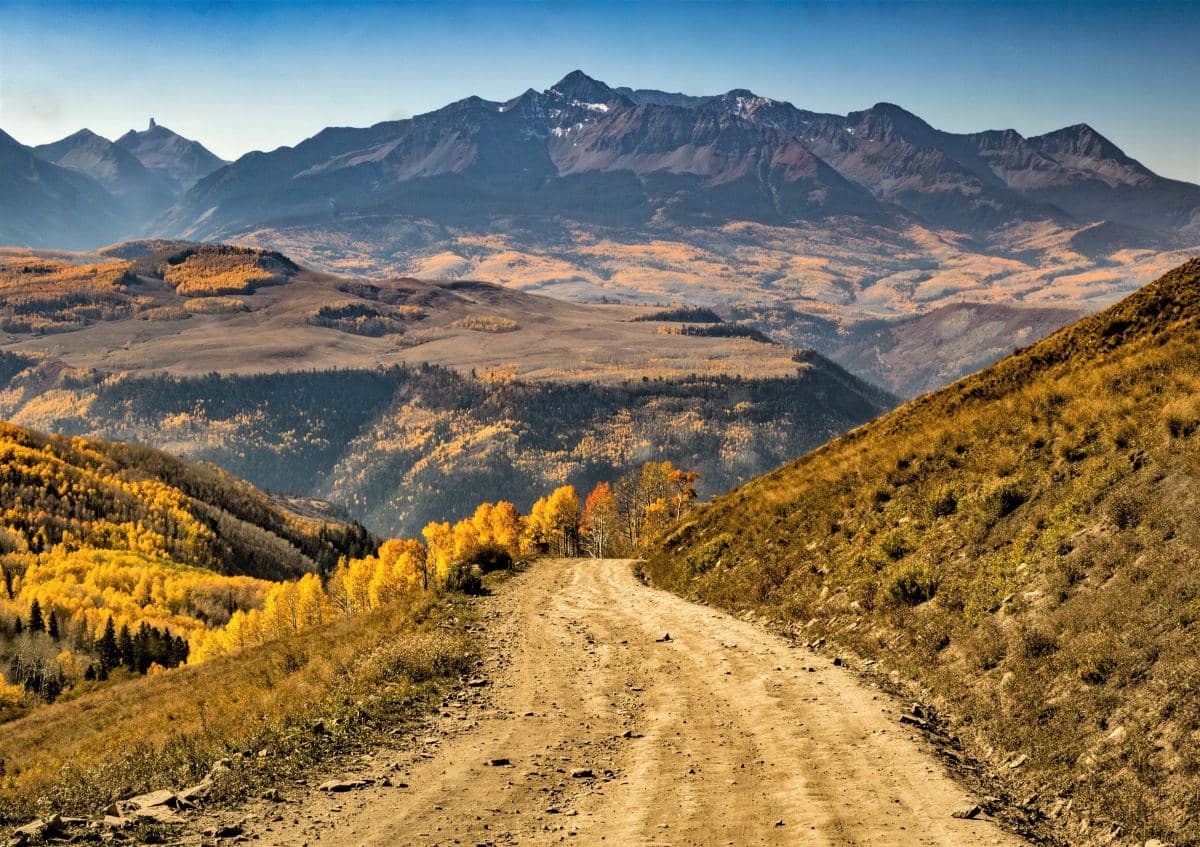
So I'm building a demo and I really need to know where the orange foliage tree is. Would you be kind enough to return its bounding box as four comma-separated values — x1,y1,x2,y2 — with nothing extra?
580,482,620,558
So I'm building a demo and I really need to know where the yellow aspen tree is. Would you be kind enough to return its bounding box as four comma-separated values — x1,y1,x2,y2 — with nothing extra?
521,495,552,556
421,521,455,585
545,485,581,556
487,501,524,556
295,573,332,628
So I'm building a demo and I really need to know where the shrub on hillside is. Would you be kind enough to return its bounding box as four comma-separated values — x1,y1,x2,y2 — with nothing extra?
466,544,513,574
887,566,937,606
1106,490,1144,530
686,533,733,575
928,488,958,519
1019,627,1058,659
444,562,484,595
879,531,910,560
985,483,1028,521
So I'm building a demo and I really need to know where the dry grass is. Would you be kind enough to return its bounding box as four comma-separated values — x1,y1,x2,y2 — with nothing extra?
646,258,1200,845
0,590,471,824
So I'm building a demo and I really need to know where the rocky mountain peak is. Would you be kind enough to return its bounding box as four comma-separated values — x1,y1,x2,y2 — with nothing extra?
548,70,622,106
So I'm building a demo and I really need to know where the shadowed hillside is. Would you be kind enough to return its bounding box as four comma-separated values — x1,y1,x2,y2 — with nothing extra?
0,358,894,537
646,257,1200,845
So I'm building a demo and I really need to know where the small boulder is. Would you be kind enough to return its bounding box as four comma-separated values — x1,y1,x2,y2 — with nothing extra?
208,821,244,839
655,633,671,643
12,815,62,841
178,779,213,805
318,779,369,793
128,805,184,824
569,768,594,779
126,789,178,809
951,804,981,820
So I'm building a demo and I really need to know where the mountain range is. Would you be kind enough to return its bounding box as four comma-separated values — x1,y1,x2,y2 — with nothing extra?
4,120,226,248
3,71,1199,393
7,71,1196,246
156,70,1200,239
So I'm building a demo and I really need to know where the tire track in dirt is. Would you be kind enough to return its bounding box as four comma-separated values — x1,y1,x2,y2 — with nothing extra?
214,558,1028,846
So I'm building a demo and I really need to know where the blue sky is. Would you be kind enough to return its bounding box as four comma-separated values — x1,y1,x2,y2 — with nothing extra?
1,0,1197,182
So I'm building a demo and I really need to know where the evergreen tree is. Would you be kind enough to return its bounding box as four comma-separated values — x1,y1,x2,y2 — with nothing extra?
118,624,135,670
28,599,44,633
13,616,22,636
134,622,153,673
46,610,59,640
174,635,190,666
97,617,120,673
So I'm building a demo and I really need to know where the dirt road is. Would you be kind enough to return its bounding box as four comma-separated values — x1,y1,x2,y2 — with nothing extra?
228,559,1027,846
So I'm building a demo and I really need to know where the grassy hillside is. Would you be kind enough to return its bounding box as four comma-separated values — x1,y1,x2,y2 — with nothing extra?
0,577,468,826
0,421,374,579
646,257,1200,845
0,244,810,385
0,359,893,537
0,244,294,335
0,421,468,827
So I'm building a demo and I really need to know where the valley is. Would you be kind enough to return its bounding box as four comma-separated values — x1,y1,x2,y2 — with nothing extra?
0,353,889,537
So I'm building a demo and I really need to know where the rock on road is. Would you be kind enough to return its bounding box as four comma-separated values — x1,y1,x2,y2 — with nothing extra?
236,558,1028,846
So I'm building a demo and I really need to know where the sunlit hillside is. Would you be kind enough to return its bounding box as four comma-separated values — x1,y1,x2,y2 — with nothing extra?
0,420,465,825
647,257,1200,844
0,358,892,536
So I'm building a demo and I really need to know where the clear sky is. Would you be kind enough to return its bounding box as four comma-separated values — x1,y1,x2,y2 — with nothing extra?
1,0,1197,182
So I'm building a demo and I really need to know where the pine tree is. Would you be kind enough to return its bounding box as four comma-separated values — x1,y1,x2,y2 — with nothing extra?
97,617,120,672
118,624,135,670
134,623,152,673
28,599,44,633
46,610,59,640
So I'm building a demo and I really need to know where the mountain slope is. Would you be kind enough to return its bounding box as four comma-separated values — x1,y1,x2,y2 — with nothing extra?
33,129,174,222
0,130,125,249
0,420,375,580
0,423,461,831
0,355,895,537
645,257,1200,844
114,118,228,192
